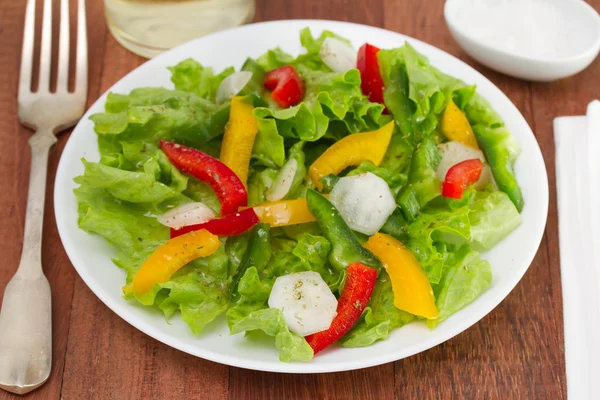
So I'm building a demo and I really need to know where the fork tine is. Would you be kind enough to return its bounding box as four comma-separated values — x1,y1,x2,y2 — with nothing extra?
74,0,88,99
38,0,53,93
18,0,36,97
56,0,70,92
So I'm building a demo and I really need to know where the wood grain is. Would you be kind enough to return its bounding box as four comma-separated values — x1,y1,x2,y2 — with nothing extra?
1,0,598,398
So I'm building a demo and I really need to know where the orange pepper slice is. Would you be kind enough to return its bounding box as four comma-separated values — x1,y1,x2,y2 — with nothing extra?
220,96,259,186
440,99,479,149
364,233,439,319
128,229,220,297
309,121,394,190
252,199,315,227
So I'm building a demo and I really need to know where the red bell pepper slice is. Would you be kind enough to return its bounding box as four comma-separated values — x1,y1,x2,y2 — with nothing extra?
264,66,305,108
442,158,483,199
160,140,247,216
306,262,378,355
357,43,385,105
170,208,259,238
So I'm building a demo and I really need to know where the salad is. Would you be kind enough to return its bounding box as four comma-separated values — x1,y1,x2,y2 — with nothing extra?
74,28,523,362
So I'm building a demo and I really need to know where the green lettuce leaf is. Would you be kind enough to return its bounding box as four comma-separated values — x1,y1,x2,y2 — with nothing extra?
257,48,296,72
294,233,342,289
405,204,471,284
379,44,462,141
169,58,234,102
269,233,342,291
78,84,236,335
271,236,298,253
254,68,383,142
400,45,446,138
90,88,230,162
468,191,522,251
230,308,314,362
270,252,304,277
253,118,286,168
75,184,168,281
76,170,230,334
226,267,273,329
77,159,179,205
292,233,330,269
142,149,189,193
428,245,492,328
154,249,231,335
280,222,323,241
403,189,519,285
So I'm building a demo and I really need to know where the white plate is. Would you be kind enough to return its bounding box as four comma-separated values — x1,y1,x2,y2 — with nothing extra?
54,20,549,373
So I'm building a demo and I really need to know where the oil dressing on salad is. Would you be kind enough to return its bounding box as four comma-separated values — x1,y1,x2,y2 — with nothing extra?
74,28,523,362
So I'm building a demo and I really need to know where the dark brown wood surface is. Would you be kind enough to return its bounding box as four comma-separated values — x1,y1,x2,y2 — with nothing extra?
1,0,597,398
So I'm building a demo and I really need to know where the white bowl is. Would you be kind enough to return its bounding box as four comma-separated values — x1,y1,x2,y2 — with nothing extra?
54,20,549,373
445,0,600,81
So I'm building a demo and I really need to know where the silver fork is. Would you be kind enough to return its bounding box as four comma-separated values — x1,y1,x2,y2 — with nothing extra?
0,0,87,395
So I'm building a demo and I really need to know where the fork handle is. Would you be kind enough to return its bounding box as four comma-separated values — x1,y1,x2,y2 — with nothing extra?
17,131,57,279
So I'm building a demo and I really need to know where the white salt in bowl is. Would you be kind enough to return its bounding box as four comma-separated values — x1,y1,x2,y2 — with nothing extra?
445,0,600,81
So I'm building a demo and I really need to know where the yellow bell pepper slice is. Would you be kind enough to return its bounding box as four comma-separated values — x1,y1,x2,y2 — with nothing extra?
309,121,394,190
220,96,259,186
364,233,439,319
252,199,316,227
129,229,220,297
440,99,479,149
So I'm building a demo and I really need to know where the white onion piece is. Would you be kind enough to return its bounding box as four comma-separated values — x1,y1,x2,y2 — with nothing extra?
266,159,299,202
436,141,492,189
319,37,357,73
329,172,396,235
156,202,215,229
215,71,253,104
268,271,338,337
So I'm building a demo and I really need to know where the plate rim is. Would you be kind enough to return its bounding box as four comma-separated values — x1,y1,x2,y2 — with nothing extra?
54,19,549,373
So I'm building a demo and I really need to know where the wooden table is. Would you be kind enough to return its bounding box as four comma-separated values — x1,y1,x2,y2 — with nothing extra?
1,0,598,398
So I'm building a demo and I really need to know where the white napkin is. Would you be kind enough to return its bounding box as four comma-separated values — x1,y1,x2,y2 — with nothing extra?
554,101,600,400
